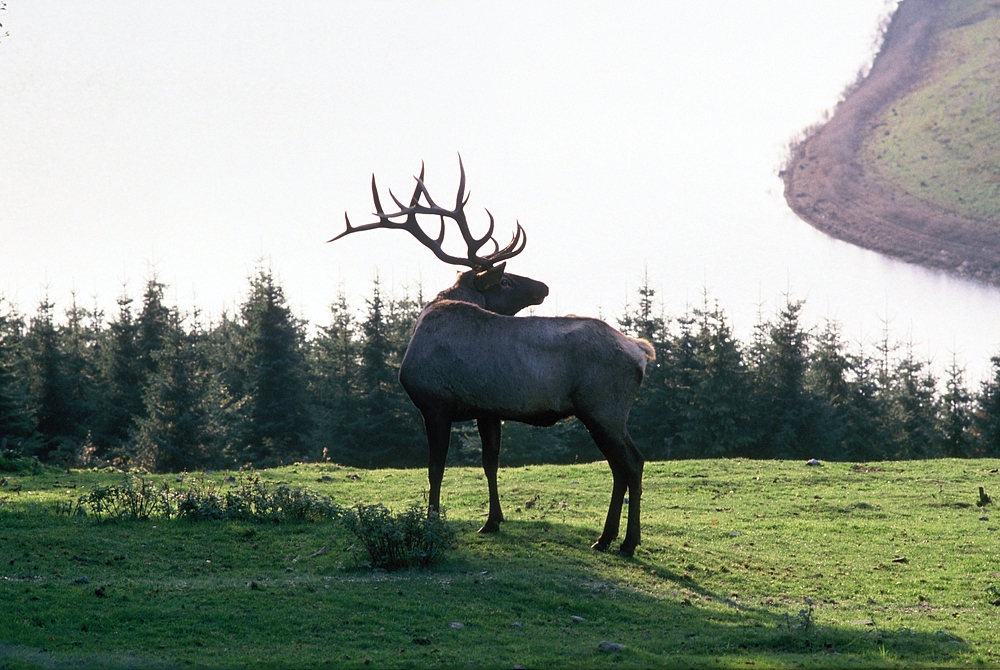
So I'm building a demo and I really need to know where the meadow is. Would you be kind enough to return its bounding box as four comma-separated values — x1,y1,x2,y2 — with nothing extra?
1,457,998,668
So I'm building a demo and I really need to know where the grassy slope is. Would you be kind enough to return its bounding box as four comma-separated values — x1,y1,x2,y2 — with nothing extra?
1,459,999,668
862,1,1000,225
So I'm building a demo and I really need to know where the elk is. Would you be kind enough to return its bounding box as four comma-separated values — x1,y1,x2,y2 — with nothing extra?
330,159,653,556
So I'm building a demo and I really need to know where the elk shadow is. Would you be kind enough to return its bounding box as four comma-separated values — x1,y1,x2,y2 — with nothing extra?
454,517,971,665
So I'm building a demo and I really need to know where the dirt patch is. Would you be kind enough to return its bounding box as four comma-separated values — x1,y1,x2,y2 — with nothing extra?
782,0,1000,284
850,465,884,474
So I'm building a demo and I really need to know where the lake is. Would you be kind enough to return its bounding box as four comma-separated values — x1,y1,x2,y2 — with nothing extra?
1,1,998,381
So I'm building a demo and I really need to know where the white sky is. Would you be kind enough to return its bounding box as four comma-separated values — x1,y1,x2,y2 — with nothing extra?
8,1,998,379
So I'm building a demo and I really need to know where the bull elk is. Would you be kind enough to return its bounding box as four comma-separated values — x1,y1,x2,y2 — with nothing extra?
330,158,653,556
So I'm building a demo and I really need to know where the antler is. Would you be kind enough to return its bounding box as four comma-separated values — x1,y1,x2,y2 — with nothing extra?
329,156,527,270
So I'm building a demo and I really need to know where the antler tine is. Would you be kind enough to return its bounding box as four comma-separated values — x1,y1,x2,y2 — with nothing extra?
327,212,356,243
453,157,497,254
411,162,428,208
435,216,446,245
484,222,527,263
455,154,467,212
478,209,496,251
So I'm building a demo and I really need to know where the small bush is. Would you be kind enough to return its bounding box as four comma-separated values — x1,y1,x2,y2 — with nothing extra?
59,471,342,524
340,503,455,571
176,473,341,523
80,474,172,522
0,448,43,474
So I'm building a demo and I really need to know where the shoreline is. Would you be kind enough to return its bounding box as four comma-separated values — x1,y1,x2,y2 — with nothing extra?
781,0,1000,285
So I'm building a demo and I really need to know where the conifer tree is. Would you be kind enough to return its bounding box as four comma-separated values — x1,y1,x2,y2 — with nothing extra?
134,313,211,472
749,297,817,459
237,268,310,467
884,343,940,459
23,297,80,461
199,310,245,466
939,355,971,458
0,298,31,447
95,291,143,458
137,277,173,379
617,273,672,458
309,288,362,462
61,293,100,446
679,300,752,457
807,322,884,461
975,354,1000,457
355,277,424,466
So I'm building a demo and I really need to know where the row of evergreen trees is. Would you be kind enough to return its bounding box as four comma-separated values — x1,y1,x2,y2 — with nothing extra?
1,269,999,473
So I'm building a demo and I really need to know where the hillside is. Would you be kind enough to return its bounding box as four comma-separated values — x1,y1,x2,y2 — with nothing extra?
782,0,1000,283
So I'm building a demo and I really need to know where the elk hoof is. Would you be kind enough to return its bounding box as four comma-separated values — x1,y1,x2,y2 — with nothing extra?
478,520,501,533
591,540,610,552
618,541,637,558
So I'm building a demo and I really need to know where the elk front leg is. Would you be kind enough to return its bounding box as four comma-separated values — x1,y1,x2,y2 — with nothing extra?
423,409,452,516
477,416,504,533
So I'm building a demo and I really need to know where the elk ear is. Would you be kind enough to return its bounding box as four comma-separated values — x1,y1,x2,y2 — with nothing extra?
474,262,507,291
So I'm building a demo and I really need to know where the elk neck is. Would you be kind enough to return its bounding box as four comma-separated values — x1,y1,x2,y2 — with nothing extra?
432,269,549,316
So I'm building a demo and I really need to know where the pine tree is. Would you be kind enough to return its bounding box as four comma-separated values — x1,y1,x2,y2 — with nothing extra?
679,300,752,457
975,354,1000,457
134,314,211,472
309,288,362,463
137,277,173,379
237,268,310,467
94,291,144,459
0,298,31,448
199,310,245,467
884,343,940,459
939,355,971,458
749,297,817,459
806,322,884,461
23,297,79,461
61,293,99,448
355,277,424,466
617,274,672,458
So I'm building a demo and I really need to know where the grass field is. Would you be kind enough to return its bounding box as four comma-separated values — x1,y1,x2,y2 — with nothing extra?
1,458,999,668
862,1,1000,224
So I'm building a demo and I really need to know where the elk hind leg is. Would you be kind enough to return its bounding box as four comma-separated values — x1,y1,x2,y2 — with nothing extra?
618,433,644,557
592,463,628,552
477,416,504,533
423,409,452,517
585,419,643,557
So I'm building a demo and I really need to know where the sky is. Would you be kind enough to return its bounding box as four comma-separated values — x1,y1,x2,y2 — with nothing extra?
7,1,998,378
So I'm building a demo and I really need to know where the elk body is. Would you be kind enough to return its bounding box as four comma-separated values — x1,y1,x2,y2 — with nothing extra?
332,159,653,556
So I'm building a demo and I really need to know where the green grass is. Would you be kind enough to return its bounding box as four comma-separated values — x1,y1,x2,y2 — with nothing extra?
862,1,1000,224
2,458,999,668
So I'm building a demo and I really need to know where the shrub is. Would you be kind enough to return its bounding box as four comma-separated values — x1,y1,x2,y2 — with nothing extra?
340,503,455,571
59,471,343,524
80,474,173,522
0,447,43,474
176,473,341,523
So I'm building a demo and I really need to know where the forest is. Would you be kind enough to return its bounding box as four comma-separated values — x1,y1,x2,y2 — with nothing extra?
1,267,999,473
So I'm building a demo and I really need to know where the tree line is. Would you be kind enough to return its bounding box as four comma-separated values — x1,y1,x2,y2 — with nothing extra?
1,268,998,473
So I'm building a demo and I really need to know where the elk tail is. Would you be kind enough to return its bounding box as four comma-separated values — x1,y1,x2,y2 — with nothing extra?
634,338,656,361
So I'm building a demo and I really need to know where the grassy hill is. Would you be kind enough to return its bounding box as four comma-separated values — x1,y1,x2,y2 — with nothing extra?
783,0,1000,282
863,2,1000,224
2,458,999,668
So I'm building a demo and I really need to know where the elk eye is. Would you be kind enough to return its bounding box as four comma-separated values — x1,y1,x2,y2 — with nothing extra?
499,277,512,288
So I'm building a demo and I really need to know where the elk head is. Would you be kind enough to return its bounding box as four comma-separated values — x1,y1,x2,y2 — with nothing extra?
330,157,548,316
